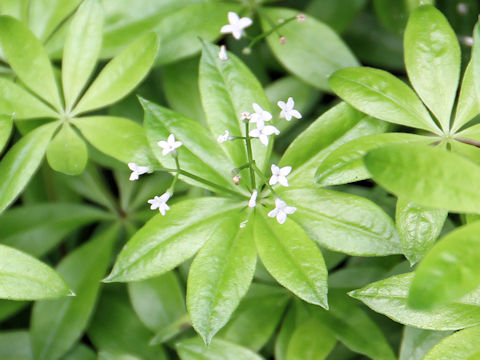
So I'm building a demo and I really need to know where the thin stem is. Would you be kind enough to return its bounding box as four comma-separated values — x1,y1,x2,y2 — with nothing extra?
244,121,256,189
168,156,181,193
246,14,296,50
455,137,480,148
251,161,277,196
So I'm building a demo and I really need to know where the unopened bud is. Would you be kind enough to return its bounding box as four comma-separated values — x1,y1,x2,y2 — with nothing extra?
240,112,251,121
242,47,251,55
296,13,306,22
232,175,241,185
279,36,287,44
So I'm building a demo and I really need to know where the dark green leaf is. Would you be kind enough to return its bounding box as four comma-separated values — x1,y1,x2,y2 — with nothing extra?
286,318,336,360
0,330,32,360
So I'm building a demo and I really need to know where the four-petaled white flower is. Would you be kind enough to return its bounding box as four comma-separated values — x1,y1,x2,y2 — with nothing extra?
148,192,172,215
277,97,302,121
268,198,297,224
218,45,228,61
250,103,272,124
128,162,150,181
249,119,280,146
157,134,182,156
248,190,258,208
217,130,232,143
269,164,291,187
220,11,253,40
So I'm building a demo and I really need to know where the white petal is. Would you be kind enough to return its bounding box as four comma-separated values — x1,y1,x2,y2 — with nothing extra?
262,111,272,121
252,103,262,114
162,148,171,156
279,166,292,176
129,172,139,181
284,112,292,121
232,28,243,39
128,162,137,171
238,17,253,29
259,134,269,146
220,24,233,34
157,140,168,149
174,141,183,149
291,109,302,119
167,134,175,144
277,212,287,224
228,11,240,24
278,176,289,187
262,125,280,136
277,100,286,110
285,206,297,215
271,164,280,175
287,97,294,109
268,208,279,218
269,175,278,186
249,129,260,137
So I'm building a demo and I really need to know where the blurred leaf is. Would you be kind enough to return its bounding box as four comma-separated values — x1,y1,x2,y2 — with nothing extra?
423,325,480,359
306,0,366,33
286,318,336,360
399,327,452,360
176,337,263,360
0,330,32,360
0,115,12,153
61,344,96,360
452,62,478,132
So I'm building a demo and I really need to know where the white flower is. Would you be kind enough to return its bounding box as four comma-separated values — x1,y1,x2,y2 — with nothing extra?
157,134,182,156
250,103,272,124
148,192,172,215
248,190,258,208
249,119,279,146
269,164,291,187
217,130,233,143
268,198,297,224
240,112,251,121
220,11,253,40
218,45,228,61
128,162,150,181
277,97,302,121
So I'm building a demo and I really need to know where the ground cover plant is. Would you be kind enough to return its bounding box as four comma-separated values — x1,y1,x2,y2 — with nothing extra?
1,0,480,359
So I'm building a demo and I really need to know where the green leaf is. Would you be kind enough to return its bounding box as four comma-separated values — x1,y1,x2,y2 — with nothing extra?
62,344,96,360
275,305,296,360
473,23,480,119
329,67,440,133
396,198,447,265
399,327,452,360
0,15,61,110
306,0,366,33
409,221,480,310
0,115,12,153
365,143,480,213
286,318,336,360
280,187,400,256
62,0,104,111
0,78,58,120
74,116,156,166
73,32,158,115
260,7,358,91
176,337,263,360
188,215,256,344
350,273,480,330
128,271,185,333
105,197,243,282
0,122,58,214
0,330,32,360
452,63,478,133
46,124,88,176
423,325,480,360
280,102,389,186
31,226,118,360
141,98,243,195
316,133,430,186
199,41,270,178
0,244,70,300
404,5,460,132
254,209,328,308
0,203,111,257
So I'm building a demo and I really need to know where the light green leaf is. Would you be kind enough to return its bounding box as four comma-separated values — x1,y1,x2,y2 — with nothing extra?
73,32,158,115
350,273,480,330
0,244,70,300
0,15,61,110
473,23,480,120
0,122,58,214
396,198,447,265
0,0,28,20
176,337,263,360
409,221,480,310
46,124,88,176
0,115,12,153
62,344,96,360
404,5,460,132
286,318,336,360
0,330,32,360
260,7,358,91
316,133,430,186
280,102,389,186
365,143,480,213
423,325,480,360
74,116,155,166
105,198,243,282
254,209,328,308
31,226,118,360
0,78,58,120
275,305,296,360
199,41,270,178
399,327,452,360
329,67,440,133
452,63,478,132
280,187,400,256
188,215,256,344
62,0,104,111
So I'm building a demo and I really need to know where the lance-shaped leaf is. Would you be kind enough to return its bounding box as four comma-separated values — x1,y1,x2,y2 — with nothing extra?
0,15,61,110
286,319,336,360
350,273,480,330
365,143,480,213
423,325,480,360
142,99,244,195
0,115,12,153
260,7,358,91
404,5,460,132
474,23,480,117
105,198,243,282
0,122,58,214
176,337,263,360
74,116,156,166
200,41,270,177
452,63,478,133
0,244,70,300
279,187,400,256
399,327,452,360
188,215,256,344
73,32,158,115
280,102,388,186
396,198,447,265
254,209,328,308
409,221,480,310
31,226,118,360
62,0,104,111
316,133,430,186
0,331,32,360
46,124,88,176
329,67,440,133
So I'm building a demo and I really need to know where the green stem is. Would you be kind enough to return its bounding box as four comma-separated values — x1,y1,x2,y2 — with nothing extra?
244,121,257,189
246,13,296,50
251,161,277,196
